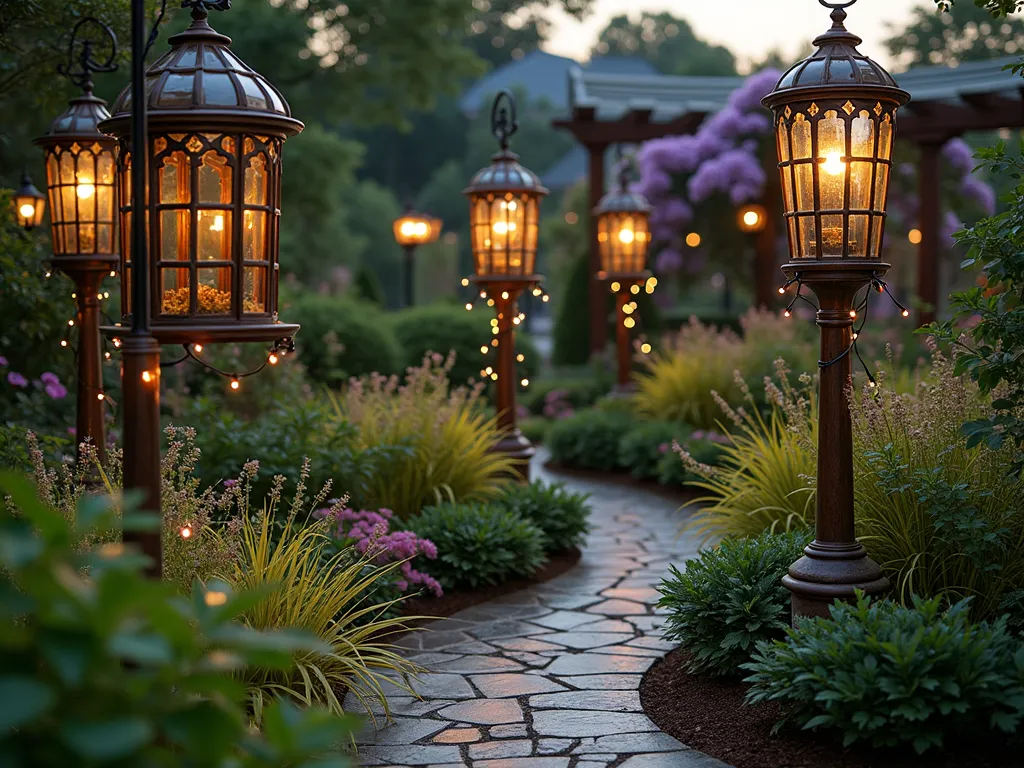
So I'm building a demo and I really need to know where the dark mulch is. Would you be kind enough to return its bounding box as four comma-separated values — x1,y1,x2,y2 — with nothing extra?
543,460,698,506
398,547,581,624
640,647,1019,768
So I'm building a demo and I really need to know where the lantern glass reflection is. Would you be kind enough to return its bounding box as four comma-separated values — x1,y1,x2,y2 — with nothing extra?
468,192,541,277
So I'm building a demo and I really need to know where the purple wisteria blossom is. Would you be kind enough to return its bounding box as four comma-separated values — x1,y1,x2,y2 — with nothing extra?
45,382,68,399
0,356,7,367
318,506,442,597
636,68,780,251
7,372,28,388
40,372,60,386
941,138,975,176
962,176,996,216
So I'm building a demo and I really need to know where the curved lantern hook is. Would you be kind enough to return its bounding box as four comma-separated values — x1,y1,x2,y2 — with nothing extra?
490,89,519,152
818,0,858,8
58,17,118,92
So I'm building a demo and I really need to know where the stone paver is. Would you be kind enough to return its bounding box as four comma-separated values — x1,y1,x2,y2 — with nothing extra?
352,452,734,767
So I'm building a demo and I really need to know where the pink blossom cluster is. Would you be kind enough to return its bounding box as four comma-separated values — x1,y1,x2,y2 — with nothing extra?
316,506,443,597
691,429,732,445
636,69,780,271
1,357,67,400
542,389,575,420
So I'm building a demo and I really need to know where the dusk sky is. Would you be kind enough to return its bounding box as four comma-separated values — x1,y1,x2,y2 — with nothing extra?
543,0,929,71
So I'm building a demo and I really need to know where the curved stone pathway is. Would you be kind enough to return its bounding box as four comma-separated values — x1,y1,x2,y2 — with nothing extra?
350,453,733,768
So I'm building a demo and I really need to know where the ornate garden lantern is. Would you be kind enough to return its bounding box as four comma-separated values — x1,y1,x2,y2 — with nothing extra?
13,172,46,231
99,2,303,345
762,0,910,620
463,90,547,480
34,17,120,464
392,205,441,307
594,153,652,391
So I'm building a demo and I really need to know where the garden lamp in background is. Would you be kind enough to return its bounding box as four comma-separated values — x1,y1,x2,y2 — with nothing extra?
393,204,442,307
13,171,46,231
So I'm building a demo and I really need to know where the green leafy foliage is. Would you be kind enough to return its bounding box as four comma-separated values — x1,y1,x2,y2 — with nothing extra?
524,372,613,416
743,594,1024,754
553,250,598,366
593,11,736,75
546,409,633,472
493,480,591,552
287,294,403,385
925,141,1024,477
391,303,493,385
0,472,357,767
408,502,547,589
619,421,693,480
658,530,810,676
935,1,1022,17
889,3,1024,67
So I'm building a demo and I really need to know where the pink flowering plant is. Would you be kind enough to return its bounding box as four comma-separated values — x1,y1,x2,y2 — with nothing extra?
0,356,76,437
317,505,443,598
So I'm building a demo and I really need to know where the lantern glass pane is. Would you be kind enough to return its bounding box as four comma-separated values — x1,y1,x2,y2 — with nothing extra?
238,76,268,109
821,214,843,257
871,215,885,255
850,162,872,210
61,186,77,229
203,47,224,69
198,210,231,261
244,154,268,204
781,166,795,215
244,210,267,260
818,110,845,214
873,165,890,217
791,114,811,159
244,266,266,313
162,268,190,315
849,215,869,257
160,210,190,268
177,44,198,68
62,223,78,253
76,152,97,226
851,111,873,157
794,163,814,213
197,268,232,314
199,150,231,203
523,196,539,274
159,74,194,107
878,116,893,160
799,217,817,259
97,224,113,254
160,152,189,204
776,121,790,162
203,73,237,106
59,152,75,184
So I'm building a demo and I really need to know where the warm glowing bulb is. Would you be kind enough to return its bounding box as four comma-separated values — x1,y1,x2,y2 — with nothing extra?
516,353,525,362
210,214,225,232
76,183,95,200
97,393,105,401
179,525,193,539
141,370,154,383
461,278,470,287
487,298,495,307
784,310,792,318
60,340,68,347
902,309,910,318
685,232,701,247
113,338,121,347
853,332,859,340
778,287,786,295
268,353,279,365
618,228,635,245
630,284,640,295
491,339,498,347
640,343,652,354
908,228,922,244
532,287,542,296
104,352,111,359
45,271,52,278
193,344,203,353
624,317,636,329
18,203,35,219
513,317,521,325
492,221,516,235
610,281,620,292
623,304,635,315
68,319,74,326
503,200,518,211
501,291,509,300
491,326,498,334
97,293,103,300
204,590,227,607
742,210,760,228
490,372,498,380
71,293,77,299
868,381,877,388
229,378,240,391
465,303,473,311
520,378,529,387
822,151,845,176
850,310,857,318
110,270,116,277
541,294,549,302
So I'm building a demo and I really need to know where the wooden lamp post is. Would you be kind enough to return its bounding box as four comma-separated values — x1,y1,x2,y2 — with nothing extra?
393,205,441,307
463,90,547,481
762,0,910,619
35,18,120,465
594,154,652,393
98,0,303,575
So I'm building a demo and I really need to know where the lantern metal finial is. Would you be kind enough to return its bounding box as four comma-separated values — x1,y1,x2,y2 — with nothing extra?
490,90,519,152
58,17,118,94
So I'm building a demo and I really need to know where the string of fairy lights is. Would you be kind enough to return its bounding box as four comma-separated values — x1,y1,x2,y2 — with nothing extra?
779,271,911,388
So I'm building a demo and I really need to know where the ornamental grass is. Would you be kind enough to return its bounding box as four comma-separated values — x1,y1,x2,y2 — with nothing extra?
329,352,516,518
634,309,816,430
228,460,423,725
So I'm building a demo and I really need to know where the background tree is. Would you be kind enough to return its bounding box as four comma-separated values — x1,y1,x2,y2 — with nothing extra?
889,2,1024,68
592,12,736,76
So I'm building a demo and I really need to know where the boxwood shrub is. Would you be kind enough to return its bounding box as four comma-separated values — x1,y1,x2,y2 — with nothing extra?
743,595,1024,754
546,410,632,472
658,529,810,676
493,480,591,552
619,421,693,480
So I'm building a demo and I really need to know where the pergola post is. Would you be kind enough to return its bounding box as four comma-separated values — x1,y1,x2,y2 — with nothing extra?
917,140,942,327
587,142,609,358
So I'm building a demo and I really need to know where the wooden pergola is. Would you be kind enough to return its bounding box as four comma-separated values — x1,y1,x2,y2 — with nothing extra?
554,57,1024,355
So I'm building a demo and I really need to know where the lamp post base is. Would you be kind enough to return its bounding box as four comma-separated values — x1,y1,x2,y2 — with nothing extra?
783,539,889,620
493,428,535,483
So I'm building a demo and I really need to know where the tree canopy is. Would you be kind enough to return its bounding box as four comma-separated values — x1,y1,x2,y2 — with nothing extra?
592,12,736,76
890,2,1024,67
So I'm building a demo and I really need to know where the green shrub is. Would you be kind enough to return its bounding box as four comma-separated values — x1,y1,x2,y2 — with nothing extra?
493,480,591,552
408,502,547,589
524,373,611,416
743,595,1024,754
391,303,489,385
519,416,551,444
546,409,632,472
656,449,691,486
288,293,402,384
0,473,357,767
619,421,693,480
354,263,386,306
552,250,596,366
658,530,810,676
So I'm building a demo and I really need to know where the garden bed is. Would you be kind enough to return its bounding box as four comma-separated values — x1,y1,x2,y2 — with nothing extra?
399,546,581,622
640,647,1019,768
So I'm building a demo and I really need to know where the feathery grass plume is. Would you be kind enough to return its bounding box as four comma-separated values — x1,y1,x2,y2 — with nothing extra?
682,360,817,542
329,352,516,518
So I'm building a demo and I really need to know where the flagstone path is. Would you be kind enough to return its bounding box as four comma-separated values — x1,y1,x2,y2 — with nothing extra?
350,453,734,768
